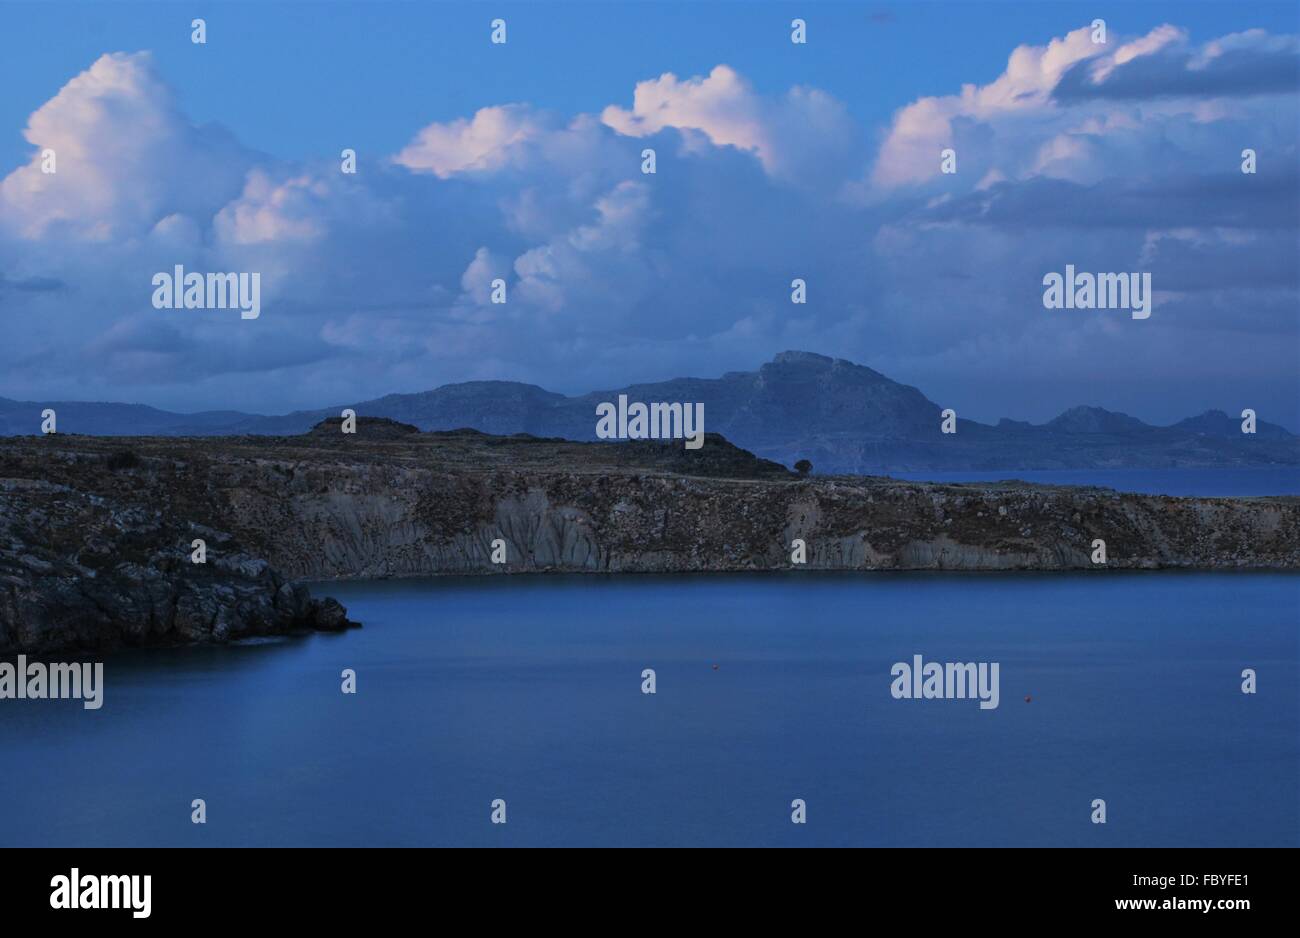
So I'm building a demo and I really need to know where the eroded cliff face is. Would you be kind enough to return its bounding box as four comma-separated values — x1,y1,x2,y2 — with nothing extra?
2,422,1297,653
0,472,356,655
250,469,1298,578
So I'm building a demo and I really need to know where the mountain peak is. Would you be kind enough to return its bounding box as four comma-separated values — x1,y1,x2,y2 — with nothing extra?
771,350,834,366
1173,410,1240,437
763,349,895,387
1046,406,1148,434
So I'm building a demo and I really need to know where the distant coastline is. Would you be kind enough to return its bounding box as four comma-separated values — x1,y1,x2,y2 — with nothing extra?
4,352,1297,474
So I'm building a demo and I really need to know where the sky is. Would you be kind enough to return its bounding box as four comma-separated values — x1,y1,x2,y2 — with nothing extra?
1,0,1297,429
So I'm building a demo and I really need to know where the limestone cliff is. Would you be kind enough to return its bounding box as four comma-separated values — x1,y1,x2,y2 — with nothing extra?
2,420,1296,653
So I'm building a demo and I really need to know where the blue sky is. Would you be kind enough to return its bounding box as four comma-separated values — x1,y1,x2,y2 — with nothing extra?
6,2,1294,168
1,1,1297,428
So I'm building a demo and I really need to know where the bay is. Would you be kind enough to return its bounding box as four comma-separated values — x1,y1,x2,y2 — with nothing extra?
1,571,1295,847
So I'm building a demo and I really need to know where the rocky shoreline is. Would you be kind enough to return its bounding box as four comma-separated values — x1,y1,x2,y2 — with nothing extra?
3,419,1297,654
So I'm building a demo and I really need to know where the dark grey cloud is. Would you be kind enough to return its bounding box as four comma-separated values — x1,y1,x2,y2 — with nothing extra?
918,170,1300,231
0,273,63,292
1143,232,1300,294
1054,42,1299,102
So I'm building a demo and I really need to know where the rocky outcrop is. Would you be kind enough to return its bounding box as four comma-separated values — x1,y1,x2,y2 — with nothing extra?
0,475,358,656
1,422,1297,653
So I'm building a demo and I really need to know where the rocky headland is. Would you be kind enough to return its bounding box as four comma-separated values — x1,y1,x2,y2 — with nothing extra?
2,418,1297,654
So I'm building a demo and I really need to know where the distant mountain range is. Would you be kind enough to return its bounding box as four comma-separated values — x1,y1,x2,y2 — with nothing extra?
3,351,1296,472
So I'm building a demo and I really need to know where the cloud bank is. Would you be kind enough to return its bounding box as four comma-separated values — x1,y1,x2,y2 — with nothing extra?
1,25,1296,429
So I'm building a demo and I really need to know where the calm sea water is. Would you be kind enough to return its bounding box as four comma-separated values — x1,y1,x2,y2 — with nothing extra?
1,572,1295,847
888,468,1300,497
